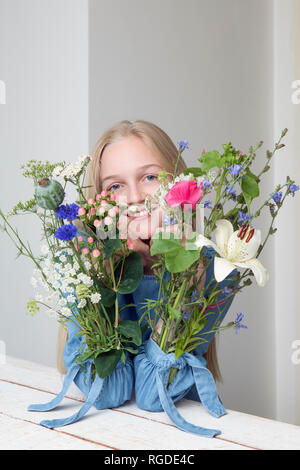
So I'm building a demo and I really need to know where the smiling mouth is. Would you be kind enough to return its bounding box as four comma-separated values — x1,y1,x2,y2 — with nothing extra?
127,206,158,219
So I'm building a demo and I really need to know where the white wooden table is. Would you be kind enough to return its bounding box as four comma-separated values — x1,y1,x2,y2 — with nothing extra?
1,356,300,450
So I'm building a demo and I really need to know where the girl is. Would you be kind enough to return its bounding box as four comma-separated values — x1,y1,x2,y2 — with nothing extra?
57,119,222,387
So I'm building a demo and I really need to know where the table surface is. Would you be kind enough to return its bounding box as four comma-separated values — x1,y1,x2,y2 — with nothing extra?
1,355,300,450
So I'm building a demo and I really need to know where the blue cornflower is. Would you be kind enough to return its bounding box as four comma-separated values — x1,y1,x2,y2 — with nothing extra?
225,184,237,201
184,310,191,321
222,286,233,296
237,211,253,225
191,289,199,302
204,200,212,209
55,224,78,241
56,203,79,221
270,191,282,203
228,164,242,178
178,140,190,151
288,183,299,197
234,313,248,335
202,179,211,190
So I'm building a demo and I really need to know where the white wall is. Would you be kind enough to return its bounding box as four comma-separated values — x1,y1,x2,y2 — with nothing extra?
89,0,276,420
0,0,89,366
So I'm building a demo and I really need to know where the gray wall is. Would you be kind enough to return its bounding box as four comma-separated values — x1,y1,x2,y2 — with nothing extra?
0,0,88,366
89,0,275,420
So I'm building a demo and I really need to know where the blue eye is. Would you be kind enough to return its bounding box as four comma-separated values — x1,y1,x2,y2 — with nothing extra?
108,183,120,191
145,175,157,182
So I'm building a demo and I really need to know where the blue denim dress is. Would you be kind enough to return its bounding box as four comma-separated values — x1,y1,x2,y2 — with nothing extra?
118,246,237,437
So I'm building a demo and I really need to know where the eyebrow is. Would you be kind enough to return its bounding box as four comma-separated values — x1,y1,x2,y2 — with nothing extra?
101,164,163,185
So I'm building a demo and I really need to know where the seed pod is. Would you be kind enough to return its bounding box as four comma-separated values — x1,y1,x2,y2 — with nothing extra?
34,178,65,210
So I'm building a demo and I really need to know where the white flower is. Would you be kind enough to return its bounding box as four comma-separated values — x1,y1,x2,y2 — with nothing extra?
78,298,87,308
195,219,269,287
40,245,50,255
52,166,64,177
59,254,67,263
84,260,92,270
61,307,72,317
67,294,76,304
90,293,101,304
59,155,90,179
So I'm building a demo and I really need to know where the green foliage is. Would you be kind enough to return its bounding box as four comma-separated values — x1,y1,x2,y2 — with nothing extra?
117,320,142,346
115,251,143,294
94,349,122,379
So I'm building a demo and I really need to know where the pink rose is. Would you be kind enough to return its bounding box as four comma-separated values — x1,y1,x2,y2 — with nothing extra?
127,239,134,250
92,249,100,258
78,207,86,216
87,237,94,243
77,235,83,242
108,207,117,217
90,208,96,216
165,180,203,210
104,216,113,226
93,219,101,227
81,248,89,256
101,190,108,197
88,198,95,205
96,194,102,201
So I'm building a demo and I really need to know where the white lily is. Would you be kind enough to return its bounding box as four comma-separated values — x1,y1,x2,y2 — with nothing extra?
195,219,269,286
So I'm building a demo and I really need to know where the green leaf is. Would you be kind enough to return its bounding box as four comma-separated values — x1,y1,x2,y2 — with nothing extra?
104,238,122,259
117,320,142,346
94,349,122,379
241,174,259,198
198,150,223,172
175,342,185,359
124,346,139,355
165,245,200,273
168,305,181,320
150,232,182,255
115,251,143,294
183,167,205,177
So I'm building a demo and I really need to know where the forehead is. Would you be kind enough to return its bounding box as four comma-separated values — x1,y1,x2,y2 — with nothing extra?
100,136,165,179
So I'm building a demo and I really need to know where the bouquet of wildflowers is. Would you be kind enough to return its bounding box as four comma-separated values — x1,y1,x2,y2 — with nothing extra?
138,130,299,385
0,155,145,379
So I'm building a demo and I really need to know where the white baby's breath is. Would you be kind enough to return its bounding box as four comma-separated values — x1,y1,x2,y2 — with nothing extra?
78,299,87,308
90,293,101,304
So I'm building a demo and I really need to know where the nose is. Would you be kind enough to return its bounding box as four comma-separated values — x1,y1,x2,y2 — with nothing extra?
127,182,147,207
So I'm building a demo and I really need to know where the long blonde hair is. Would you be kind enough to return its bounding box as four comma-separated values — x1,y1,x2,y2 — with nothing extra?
57,119,222,382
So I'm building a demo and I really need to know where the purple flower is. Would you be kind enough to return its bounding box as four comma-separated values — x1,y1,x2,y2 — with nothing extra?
270,191,282,203
178,140,190,151
234,313,248,335
237,211,253,225
183,310,191,321
222,286,233,296
191,289,199,302
288,183,299,197
225,184,237,201
202,180,211,190
55,224,78,241
228,164,242,178
204,200,212,209
56,203,79,221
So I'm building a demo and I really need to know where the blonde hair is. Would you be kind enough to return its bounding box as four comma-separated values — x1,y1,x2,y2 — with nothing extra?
57,119,221,382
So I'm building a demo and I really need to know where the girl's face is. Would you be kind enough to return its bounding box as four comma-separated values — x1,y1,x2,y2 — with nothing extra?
99,135,169,239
